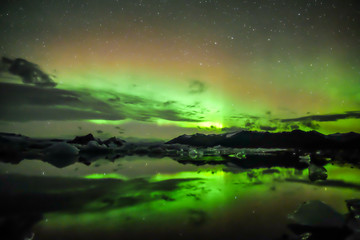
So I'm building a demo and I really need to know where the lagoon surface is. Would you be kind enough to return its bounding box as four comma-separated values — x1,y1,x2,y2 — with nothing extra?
1,155,360,240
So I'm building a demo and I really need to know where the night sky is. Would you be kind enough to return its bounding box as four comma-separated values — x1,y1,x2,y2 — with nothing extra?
0,0,359,139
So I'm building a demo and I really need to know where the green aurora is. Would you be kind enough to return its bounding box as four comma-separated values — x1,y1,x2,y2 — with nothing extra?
0,0,359,139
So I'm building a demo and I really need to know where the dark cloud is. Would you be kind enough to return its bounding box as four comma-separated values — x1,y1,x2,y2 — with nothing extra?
197,125,222,131
115,126,125,134
107,94,146,105
163,100,177,107
280,111,360,130
223,111,359,132
1,57,57,87
0,105,122,122
189,80,206,94
230,114,260,120
107,96,120,102
187,102,202,109
282,111,360,122
0,82,204,123
104,91,204,122
245,121,255,128
0,82,126,121
0,56,207,123
300,120,320,130
290,124,299,130
152,109,202,122
221,126,247,132
259,126,277,131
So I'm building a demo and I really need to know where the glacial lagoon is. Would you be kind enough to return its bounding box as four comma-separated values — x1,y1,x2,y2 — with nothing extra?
1,153,360,240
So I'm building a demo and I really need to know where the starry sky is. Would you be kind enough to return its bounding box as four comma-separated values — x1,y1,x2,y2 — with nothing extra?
0,0,359,139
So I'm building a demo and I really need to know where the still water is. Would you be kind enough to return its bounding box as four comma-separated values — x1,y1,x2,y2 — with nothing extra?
1,156,360,240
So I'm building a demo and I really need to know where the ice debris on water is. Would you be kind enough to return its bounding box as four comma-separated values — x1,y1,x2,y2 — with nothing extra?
45,142,79,157
308,164,328,182
288,200,345,228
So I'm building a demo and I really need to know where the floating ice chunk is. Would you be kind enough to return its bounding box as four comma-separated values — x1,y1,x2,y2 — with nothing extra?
235,151,246,159
82,140,110,153
45,142,79,156
103,137,125,148
288,200,345,228
226,132,238,138
299,154,311,165
188,148,203,159
308,164,328,181
346,199,360,218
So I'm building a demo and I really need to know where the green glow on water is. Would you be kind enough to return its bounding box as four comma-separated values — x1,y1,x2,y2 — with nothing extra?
32,165,360,239
325,164,360,183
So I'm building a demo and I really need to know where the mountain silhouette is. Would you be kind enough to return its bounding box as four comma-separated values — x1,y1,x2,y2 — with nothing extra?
166,130,360,149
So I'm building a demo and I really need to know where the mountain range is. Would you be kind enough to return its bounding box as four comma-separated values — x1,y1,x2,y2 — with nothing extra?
166,130,360,149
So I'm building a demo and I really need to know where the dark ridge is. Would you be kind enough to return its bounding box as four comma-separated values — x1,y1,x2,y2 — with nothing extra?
166,130,360,149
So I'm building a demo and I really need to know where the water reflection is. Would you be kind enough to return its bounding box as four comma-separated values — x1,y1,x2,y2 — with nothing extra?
0,156,208,178
1,157,360,240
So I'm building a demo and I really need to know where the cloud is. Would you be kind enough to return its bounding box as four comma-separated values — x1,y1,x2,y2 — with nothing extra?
0,82,205,123
221,126,247,132
300,120,320,130
281,111,360,122
0,82,126,121
221,110,360,133
280,111,360,130
2,57,57,87
0,58,209,124
115,126,125,134
189,80,206,94
229,114,260,120
152,109,202,122
290,124,299,130
103,91,204,122
245,121,255,128
163,100,177,107
259,126,277,131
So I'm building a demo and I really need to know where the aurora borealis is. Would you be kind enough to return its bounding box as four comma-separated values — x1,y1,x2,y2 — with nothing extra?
0,0,359,139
